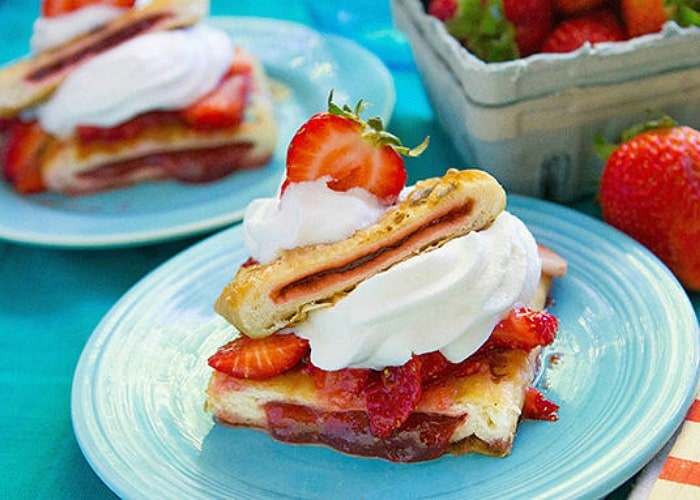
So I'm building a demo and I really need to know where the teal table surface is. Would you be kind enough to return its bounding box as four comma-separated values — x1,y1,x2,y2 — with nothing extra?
1,2,698,499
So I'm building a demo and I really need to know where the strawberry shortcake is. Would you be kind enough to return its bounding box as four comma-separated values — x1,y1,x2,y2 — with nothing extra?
205,96,567,462
0,0,276,195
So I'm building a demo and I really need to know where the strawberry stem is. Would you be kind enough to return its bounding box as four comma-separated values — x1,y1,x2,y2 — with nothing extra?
326,90,430,157
594,115,678,161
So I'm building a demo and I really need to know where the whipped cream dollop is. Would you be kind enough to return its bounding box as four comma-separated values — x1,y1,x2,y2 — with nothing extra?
244,178,386,264
36,24,234,138
31,4,127,53
294,211,541,370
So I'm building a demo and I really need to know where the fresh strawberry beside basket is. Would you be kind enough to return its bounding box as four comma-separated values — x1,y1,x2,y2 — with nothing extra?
597,117,700,291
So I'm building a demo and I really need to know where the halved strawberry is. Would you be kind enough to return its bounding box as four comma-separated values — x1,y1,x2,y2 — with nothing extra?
364,356,423,437
284,95,427,205
2,120,50,193
208,333,310,380
522,386,559,421
42,0,135,18
181,71,250,130
488,307,559,351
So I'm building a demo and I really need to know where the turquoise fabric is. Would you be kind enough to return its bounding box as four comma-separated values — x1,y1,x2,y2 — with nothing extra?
0,2,697,498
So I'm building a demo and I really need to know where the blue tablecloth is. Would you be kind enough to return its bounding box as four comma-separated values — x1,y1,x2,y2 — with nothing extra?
0,2,698,498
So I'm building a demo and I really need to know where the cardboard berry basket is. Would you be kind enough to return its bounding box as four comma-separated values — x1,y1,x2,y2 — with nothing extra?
391,0,700,202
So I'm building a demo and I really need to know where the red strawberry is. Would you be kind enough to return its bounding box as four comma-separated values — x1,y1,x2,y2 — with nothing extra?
181,71,250,130
522,386,559,421
42,0,135,18
77,111,180,143
598,118,700,291
428,0,553,60
2,120,50,193
364,356,423,437
552,0,604,15
304,363,371,406
541,9,626,53
428,0,459,20
417,350,454,384
284,95,426,205
208,333,310,380
620,0,670,37
503,0,554,57
488,307,559,350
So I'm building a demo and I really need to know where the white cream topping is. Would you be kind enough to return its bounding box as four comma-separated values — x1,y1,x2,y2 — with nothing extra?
36,24,234,138
244,178,386,264
242,177,541,371
31,4,127,53
293,211,541,370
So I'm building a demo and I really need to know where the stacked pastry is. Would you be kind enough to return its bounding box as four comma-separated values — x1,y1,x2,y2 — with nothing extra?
0,0,276,194
205,97,568,462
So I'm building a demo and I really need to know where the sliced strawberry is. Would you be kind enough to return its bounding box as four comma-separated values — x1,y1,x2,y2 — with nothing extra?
42,0,135,18
181,71,250,130
77,110,181,143
208,333,309,380
488,307,559,351
417,350,453,384
304,363,371,407
284,96,427,205
364,356,423,437
42,0,134,18
522,386,559,421
2,120,49,193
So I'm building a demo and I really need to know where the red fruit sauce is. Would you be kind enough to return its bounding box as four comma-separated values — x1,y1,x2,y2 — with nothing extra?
264,402,465,463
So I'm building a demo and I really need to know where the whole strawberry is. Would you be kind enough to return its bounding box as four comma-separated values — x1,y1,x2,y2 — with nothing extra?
621,0,700,37
599,118,700,291
621,0,671,36
551,0,604,15
541,9,626,53
428,0,553,61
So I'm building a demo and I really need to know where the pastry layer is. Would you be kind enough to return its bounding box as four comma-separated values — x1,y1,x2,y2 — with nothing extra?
0,0,207,118
215,169,507,338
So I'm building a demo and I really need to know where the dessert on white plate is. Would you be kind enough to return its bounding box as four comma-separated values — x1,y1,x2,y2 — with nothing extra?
206,96,567,462
0,0,276,195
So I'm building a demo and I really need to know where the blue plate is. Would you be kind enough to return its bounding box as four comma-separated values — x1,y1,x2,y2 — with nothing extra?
71,195,699,498
0,17,395,248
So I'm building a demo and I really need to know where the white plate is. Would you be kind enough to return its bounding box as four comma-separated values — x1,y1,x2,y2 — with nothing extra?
0,17,394,248
72,196,699,498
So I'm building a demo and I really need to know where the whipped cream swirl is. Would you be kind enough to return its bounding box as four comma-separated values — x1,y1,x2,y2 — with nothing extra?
36,24,234,138
244,178,386,264
294,211,541,370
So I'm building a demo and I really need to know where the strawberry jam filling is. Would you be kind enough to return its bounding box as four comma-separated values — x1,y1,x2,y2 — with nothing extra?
27,13,171,82
72,142,260,193
271,201,475,304
264,403,465,462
